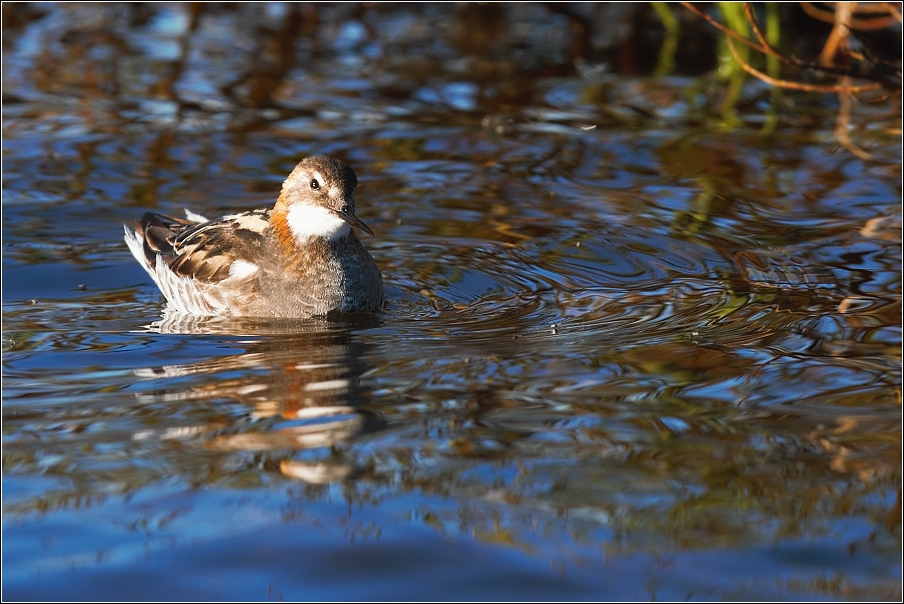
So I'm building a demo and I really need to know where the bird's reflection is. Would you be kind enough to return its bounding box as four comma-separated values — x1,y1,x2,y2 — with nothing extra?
132,311,388,484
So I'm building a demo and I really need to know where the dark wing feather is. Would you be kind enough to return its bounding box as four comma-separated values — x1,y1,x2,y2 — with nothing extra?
136,210,270,284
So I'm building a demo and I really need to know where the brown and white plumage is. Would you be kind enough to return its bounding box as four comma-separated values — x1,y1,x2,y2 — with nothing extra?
124,156,384,318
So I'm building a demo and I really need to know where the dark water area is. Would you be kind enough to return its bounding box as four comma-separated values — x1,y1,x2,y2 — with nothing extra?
2,3,901,601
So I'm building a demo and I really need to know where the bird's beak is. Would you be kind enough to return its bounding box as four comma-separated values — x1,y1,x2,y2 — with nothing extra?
335,207,374,236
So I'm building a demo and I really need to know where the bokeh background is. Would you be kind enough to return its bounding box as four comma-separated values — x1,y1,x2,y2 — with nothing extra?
3,3,901,600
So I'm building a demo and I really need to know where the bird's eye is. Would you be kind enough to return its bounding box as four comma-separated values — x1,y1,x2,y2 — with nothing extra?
310,179,320,190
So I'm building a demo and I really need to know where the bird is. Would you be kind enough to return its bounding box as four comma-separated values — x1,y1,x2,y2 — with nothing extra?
124,155,384,318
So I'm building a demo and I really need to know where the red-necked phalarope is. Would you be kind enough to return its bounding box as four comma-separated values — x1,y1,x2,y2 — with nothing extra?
124,156,384,318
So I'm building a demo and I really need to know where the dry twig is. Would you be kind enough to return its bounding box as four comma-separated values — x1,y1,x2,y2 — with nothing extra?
725,38,881,93
684,2,900,160
820,2,854,67
801,1,899,29
682,2,902,92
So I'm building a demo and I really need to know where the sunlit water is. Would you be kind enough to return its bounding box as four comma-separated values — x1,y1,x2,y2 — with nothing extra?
3,4,901,600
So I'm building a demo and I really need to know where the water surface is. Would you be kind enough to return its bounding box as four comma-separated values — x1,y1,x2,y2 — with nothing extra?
3,4,901,601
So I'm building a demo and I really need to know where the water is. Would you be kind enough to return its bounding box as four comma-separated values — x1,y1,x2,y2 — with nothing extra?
3,4,901,600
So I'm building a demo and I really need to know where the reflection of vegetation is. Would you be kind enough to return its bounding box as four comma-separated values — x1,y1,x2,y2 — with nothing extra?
682,2,901,157
4,3,897,132
715,2,751,127
651,3,680,77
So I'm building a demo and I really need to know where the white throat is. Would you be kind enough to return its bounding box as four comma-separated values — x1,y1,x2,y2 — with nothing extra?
286,204,351,242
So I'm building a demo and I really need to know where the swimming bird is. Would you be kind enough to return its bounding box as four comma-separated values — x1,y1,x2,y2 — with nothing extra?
124,155,384,318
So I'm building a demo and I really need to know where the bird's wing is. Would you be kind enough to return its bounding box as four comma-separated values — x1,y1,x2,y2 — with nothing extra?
135,210,271,284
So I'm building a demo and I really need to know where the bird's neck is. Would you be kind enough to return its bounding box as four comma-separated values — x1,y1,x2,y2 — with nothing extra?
272,199,351,250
